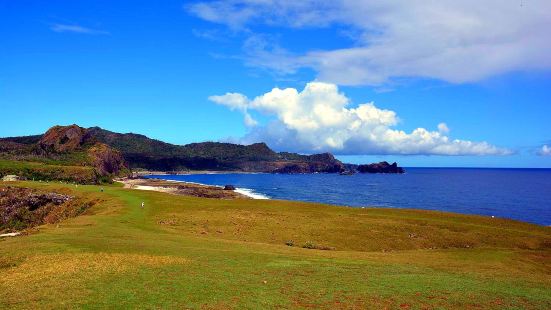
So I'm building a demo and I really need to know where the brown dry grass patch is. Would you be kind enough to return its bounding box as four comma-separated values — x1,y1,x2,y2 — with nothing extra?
0,252,189,306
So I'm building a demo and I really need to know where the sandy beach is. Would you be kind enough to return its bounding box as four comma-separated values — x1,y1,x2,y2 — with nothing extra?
117,177,251,199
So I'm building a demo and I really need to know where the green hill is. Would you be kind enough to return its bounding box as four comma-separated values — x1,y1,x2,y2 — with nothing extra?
1,125,348,174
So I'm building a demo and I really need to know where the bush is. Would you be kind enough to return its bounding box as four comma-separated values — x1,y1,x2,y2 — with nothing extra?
302,241,334,251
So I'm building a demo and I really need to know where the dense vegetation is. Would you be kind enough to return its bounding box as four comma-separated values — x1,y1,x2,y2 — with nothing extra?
0,181,549,308
87,127,345,172
0,160,99,183
1,125,348,173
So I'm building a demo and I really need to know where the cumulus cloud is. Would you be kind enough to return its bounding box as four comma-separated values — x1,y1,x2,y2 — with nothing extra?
537,145,551,156
189,0,551,85
209,82,511,155
51,24,109,35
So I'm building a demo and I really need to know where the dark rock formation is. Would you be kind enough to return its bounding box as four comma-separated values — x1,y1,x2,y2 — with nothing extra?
38,124,88,153
357,161,405,174
87,143,128,176
223,185,236,190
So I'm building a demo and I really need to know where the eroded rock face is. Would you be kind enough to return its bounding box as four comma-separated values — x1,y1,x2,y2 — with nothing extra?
87,143,128,176
36,125,129,178
38,124,89,153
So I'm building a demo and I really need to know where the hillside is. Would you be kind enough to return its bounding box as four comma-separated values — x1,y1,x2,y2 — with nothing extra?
1,125,347,173
0,125,409,181
0,125,129,183
87,126,346,173
1,181,549,308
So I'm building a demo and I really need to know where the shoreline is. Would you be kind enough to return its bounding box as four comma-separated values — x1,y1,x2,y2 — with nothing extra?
142,174,550,226
142,176,270,200
117,177,269,200
132,170,266,177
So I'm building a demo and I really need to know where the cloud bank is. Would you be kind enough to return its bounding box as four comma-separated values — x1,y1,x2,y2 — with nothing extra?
209,82,511,155
190,0,551,85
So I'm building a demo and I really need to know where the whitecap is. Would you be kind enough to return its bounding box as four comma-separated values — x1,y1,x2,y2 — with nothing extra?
235,188,270,199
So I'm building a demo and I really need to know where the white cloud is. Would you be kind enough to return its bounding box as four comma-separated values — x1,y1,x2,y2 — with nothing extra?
209,93,257,127
189,0,551,85
438,123,450,134
51,24,109,35
538,145,551,156
210,82,511,155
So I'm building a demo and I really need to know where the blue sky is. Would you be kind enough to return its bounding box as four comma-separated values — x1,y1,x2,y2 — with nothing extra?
1,1,550,167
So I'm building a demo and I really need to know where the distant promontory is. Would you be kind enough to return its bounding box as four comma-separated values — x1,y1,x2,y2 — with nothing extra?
0,124,404,183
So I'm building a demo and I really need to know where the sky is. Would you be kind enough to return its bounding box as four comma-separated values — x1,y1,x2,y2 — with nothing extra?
1,0,551,167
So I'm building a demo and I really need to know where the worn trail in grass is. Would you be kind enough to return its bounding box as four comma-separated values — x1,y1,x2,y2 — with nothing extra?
1,181,550,309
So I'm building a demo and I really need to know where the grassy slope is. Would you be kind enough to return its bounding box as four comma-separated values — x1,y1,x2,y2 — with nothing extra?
0,160,97,183
0,181,550,309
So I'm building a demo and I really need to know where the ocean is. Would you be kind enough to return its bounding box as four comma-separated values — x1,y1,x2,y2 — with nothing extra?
147,168,551,226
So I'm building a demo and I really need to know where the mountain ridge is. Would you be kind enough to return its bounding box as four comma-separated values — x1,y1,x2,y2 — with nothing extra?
0,124,404,178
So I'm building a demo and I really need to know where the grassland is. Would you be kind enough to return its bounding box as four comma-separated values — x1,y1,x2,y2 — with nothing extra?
0,159,99,183
0,181,550,309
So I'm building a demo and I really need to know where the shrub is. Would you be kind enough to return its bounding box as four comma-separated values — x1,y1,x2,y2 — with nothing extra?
302,241,334,250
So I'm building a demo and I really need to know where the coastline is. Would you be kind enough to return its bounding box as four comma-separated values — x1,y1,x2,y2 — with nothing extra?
143,170,551,226
117,177,269,200
131,170,265,177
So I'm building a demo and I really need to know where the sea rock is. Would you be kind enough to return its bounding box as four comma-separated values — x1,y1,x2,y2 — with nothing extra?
223,185,236,190
357,161,405,174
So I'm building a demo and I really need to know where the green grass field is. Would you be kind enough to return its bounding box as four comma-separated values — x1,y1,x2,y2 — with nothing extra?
0,159,98,183
1,181,550,309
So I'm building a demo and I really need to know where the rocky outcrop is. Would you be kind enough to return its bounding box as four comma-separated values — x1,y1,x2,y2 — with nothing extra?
357,161,405,174
36,125,129,177
38,125,89,153
0,125,130,182
87,143,129,176
0,187,77,233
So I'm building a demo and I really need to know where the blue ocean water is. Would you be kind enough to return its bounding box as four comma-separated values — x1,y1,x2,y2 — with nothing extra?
148,168,551,225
